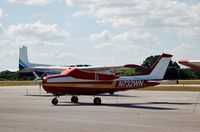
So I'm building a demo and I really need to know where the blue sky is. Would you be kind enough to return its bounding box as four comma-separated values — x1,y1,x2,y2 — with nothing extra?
0,0,200,71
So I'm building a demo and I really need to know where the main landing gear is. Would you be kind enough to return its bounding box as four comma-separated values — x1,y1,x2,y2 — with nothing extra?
71,96,79,103
93,97,101,105
51,96,102,105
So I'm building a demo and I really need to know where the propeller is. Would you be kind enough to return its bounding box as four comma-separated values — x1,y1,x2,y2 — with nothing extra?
33,71,47,83
33,71,41,82
33,71,47,95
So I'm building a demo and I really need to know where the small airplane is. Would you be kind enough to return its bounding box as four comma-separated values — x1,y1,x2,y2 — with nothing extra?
179,60,200,71
19,46,91,76
40,53,172,105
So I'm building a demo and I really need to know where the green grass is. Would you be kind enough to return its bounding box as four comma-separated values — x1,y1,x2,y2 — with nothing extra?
0,81,37,86
138,80,200,91
140,86,200,91
178,80,200,84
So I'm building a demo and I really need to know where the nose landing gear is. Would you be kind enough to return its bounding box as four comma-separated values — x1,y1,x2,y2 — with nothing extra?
51,97,58,105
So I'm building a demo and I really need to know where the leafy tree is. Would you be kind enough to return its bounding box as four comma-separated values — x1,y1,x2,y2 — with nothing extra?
117,69,136,76
164,61,181,79
141,55,160,68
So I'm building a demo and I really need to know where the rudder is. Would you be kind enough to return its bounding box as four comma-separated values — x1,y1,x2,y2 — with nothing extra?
19,46,30,70
147,53,172,80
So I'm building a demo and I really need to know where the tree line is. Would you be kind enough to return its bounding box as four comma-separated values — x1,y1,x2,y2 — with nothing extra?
1,54,200,81
0,70,34,81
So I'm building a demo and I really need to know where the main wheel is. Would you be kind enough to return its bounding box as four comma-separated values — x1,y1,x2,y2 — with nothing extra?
71,96,79,103
52,98,58,105
93,97,101,105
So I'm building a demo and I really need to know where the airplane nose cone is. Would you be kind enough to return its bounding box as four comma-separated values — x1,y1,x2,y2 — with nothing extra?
42,76,48,83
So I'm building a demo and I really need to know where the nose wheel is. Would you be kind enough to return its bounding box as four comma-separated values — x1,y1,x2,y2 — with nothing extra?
93,97,101,105
52,97,58,105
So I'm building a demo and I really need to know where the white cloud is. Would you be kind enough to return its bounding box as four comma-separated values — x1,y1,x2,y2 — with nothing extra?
65,0,125,6
113,31,159,45
89,30,112,41
177,27,200,37
66,0,200,28
88,30,155,64
9,0,53,5
89,30,159,45
170,43,195,53
0,50,18,71
7,21,71,41
0,22,73,71
165,43,200,61
72,10,88,17
94,41,152,65
0,9,7,18
0,24,13,43
0,24,4,34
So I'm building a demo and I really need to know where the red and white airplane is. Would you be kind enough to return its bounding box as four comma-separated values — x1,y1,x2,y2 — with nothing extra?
41,53,172,105
179,60,200,71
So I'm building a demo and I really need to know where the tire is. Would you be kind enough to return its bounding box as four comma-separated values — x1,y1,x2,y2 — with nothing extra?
52,98,58,105
93,97,101,105
71,96,79,103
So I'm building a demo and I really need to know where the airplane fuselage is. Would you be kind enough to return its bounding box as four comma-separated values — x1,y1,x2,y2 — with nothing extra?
42,78,159,95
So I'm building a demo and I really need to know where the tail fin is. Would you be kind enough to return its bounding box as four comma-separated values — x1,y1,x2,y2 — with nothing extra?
147,53,172,80
131,53,172,80
19,46,53,71
19,46,30,70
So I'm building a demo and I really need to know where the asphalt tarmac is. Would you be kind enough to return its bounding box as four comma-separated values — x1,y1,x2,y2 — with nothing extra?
0,86,200,132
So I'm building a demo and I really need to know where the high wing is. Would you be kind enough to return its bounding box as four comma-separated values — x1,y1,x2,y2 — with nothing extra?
179,60,200,71
78,64,149,75
18,66,68,73
19,64,148,75
80,65,141,72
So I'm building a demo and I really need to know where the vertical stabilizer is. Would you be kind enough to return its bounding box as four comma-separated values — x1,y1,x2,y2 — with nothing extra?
129,53,172,80
19,46,53,71
19,46,30,70
147,54,172,80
